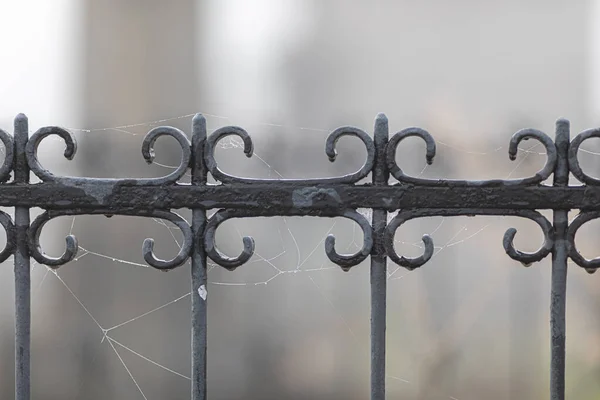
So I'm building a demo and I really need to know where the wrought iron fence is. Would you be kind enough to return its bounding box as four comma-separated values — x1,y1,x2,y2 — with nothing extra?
2,112,599,400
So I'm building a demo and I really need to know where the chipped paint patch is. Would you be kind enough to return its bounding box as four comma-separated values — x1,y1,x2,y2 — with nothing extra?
292,187,342,208
198,285,207,301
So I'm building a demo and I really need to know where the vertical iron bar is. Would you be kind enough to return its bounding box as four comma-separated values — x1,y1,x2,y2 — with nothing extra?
371,113,389,400
14,114,30,400
550,118,569,400
191,114,208,400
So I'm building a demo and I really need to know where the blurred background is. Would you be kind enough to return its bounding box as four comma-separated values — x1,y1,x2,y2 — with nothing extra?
1,0,600,399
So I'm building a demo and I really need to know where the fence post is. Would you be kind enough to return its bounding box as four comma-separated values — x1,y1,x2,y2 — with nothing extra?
14,114,31,400
371,113,389,400
191,114,208,400
550,118,569,400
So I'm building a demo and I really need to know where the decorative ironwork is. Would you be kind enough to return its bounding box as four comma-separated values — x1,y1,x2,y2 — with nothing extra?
3,112,598,400
383,208,554,270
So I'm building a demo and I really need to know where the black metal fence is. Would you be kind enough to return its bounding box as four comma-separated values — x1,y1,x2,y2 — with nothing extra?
2,112,599,400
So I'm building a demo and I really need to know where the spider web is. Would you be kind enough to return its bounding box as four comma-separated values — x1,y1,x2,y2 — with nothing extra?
1,112,599,399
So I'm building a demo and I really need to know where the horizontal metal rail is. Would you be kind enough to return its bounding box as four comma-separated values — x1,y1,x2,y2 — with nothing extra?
0,183,598,210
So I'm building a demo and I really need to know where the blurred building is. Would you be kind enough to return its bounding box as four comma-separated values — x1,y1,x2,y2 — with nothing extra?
276,1,589,399
1,1,597,400
43,1,200,399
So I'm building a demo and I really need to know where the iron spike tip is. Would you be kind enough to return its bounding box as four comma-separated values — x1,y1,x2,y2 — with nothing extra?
192,113,206,123
375,113,388,122
192,113,207,139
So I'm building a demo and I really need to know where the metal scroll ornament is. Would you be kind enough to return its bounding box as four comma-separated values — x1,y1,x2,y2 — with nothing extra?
2,113,595,274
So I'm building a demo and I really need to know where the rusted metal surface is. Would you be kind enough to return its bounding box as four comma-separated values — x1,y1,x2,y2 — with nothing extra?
1,182,600,210
4,112,599,400
370,114,388,400
550,119,570,400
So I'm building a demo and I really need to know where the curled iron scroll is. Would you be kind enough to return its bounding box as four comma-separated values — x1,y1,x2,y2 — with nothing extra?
26,126,191,184
0,128,14,182
26,126,77,182
28,210,192,270
204,125,375,184
140,126,192,184
386,127,557,186
140,210,193,269
204,209,373,271
203,209,255,271
567,211,600,273
384,209,553,270
568,128,600,185
28,211,77,268
0,211,16,263
324,209,373,271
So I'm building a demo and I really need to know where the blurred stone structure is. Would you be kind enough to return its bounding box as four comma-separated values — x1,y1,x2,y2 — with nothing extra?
0,1,596,399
